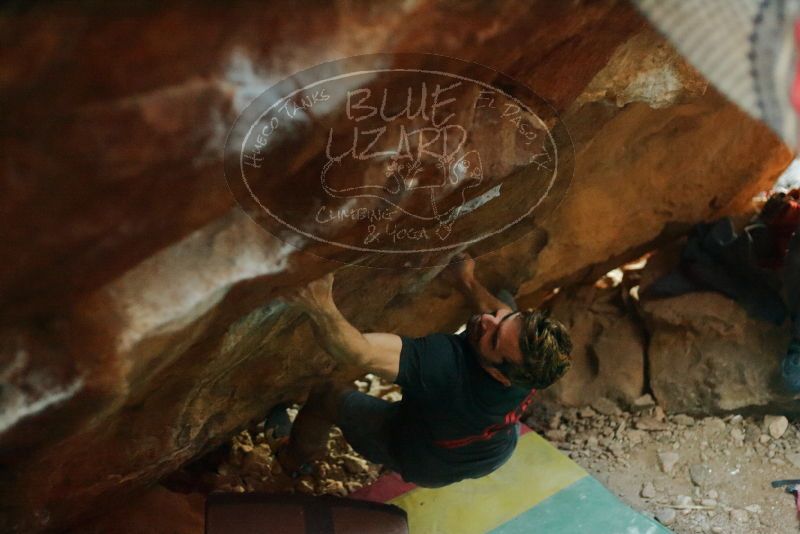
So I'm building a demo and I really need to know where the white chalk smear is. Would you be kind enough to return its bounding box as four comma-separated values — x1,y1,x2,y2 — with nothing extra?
0,375,84,434
109,211,300,354
225,47,282,114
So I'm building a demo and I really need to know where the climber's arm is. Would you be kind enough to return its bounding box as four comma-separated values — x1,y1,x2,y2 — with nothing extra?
446,253,512,314
284,273,401,382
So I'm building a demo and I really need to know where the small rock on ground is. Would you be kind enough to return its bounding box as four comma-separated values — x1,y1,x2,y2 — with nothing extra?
689,463,712,487
655,508,676,526
592,397,621,416
672,414,695,426
658,451,680,473
633,394,655,408
765,415,789,439
786,452,800,469
730,509,748,522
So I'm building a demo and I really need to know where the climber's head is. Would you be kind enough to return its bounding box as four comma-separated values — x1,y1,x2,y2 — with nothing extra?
466,308,572,389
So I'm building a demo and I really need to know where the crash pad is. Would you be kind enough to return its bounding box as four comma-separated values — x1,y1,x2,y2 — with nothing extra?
350,428,671,534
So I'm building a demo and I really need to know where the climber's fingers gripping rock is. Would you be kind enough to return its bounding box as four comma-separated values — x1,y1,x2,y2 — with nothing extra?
283,272,336,313
445,252,476,285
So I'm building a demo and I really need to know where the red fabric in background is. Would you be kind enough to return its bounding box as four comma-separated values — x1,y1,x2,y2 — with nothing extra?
766,197,800,269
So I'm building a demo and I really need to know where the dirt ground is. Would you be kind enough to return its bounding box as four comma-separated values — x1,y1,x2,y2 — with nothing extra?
172,378,800,534
526,399,800,534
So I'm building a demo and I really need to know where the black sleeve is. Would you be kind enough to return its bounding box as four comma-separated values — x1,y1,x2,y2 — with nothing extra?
395,334,460,400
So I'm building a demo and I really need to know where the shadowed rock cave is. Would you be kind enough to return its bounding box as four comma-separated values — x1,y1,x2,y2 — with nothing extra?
2,1,799,533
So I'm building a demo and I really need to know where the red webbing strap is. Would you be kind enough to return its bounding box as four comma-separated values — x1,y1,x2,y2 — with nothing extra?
434,389,537,449
794,487,800,515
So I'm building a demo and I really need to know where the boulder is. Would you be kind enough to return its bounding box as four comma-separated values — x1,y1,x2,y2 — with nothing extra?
544,284,647,407
0,0,792,531
642,292,799,415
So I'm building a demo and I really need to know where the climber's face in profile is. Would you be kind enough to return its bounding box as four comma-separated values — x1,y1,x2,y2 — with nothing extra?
465,309,525,385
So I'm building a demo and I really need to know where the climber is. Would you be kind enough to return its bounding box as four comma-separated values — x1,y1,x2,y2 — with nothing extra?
271,253,572,488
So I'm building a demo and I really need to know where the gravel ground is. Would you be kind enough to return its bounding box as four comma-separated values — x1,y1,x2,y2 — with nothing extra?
526,397,800,533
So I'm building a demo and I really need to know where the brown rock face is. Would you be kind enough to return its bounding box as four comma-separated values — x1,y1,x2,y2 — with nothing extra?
544,270,800,416
643,292,798,415
545,284,647,407
0,1,791,531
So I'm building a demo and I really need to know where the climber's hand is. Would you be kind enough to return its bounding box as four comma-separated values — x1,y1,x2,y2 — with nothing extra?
283,272,336,313
442,252,511,314
442,252,476,288
282,274,402,381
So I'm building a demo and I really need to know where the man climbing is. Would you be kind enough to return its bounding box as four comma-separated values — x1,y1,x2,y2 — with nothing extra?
273,254,572,488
